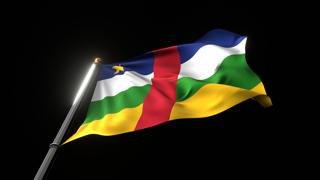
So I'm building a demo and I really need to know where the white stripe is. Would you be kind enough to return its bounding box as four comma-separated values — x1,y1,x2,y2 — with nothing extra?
178,38,246,80
92,38,246,102
91,71,153,102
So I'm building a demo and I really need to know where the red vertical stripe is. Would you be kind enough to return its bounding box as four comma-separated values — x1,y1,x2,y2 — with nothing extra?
135,46,180,130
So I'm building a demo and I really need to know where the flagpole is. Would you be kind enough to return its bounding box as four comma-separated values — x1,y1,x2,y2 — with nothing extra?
34,58,102,180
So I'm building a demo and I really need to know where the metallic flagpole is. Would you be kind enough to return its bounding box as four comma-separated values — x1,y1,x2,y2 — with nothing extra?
34,58,102,180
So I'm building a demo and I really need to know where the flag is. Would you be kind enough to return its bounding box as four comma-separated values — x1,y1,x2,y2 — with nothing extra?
65,29,272,143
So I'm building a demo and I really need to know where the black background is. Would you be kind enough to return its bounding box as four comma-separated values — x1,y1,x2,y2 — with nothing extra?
6,2,301,179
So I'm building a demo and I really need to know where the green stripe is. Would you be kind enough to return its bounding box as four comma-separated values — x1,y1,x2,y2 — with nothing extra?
83,85,150,124
83,54,260,125
176,54,261,101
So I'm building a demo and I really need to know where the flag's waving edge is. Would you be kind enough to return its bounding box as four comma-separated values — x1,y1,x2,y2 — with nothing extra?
64,29,272,144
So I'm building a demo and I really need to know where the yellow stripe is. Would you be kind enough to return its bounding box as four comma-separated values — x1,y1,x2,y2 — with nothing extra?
251,82,272,108
169,82,271,120
64,104,143,144
64,82,271,144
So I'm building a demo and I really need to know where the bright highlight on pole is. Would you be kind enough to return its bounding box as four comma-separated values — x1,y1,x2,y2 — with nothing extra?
72,59,99,105
35,58,101,180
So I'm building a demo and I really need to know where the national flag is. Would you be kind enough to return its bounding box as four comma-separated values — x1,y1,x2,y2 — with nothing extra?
65,29,272,143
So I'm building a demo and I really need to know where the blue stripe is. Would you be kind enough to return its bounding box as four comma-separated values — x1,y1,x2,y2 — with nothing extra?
195,29,245,46
178,29,246,64
99,29,245,80
98,53,154,80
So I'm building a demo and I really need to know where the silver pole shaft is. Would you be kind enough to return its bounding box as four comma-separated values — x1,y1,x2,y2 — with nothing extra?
34,59,101,180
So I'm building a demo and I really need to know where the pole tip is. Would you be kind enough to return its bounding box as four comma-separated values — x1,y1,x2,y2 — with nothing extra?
94,57,102,64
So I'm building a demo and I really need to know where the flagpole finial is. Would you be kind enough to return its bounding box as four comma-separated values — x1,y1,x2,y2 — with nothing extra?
94,57,102,64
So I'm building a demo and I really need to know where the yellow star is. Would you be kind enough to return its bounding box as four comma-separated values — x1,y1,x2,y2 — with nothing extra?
112,65,124,74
